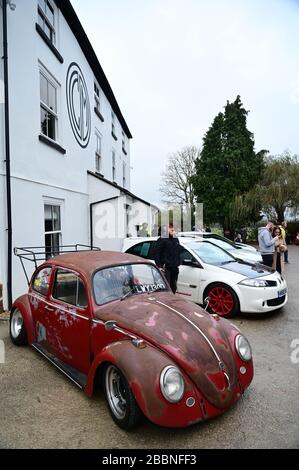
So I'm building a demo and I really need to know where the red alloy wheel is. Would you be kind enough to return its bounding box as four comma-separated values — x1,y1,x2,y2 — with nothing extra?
208,286,235,317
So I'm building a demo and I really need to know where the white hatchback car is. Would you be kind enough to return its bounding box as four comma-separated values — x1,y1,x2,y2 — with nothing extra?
122,237,288,318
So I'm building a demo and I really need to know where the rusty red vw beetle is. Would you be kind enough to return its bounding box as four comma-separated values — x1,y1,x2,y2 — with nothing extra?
10,250,253,429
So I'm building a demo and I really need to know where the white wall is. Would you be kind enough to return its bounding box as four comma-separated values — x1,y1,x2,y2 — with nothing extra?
11,177,89,301
0,2,7,309
91,197,126,252
0,176,7,311
128,200,155,235
0,1,4,174
0,0,133,308
7,0,131,194
90,181,157,251
88,173,120,205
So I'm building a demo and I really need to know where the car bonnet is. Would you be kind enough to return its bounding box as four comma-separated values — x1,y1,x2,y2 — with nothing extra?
94,293,241,409
218,260,274,278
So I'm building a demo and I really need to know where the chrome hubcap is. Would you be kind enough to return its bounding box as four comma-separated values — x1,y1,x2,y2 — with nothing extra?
106,365,127,420
11,309,23,338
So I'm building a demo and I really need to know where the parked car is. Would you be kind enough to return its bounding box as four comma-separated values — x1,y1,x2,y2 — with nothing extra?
179,232,262,262
10,250,254,429
294,232,299,245
123,237,288,317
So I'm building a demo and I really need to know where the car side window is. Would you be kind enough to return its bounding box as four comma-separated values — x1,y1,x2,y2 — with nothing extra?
126,243,142,256
32,267,52,297
147,242,156,260
140,242,151,258
180,247,196,264
127,242,151,259
53,269,88,308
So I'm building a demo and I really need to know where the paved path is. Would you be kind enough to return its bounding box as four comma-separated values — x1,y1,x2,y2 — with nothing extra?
0,247,299,449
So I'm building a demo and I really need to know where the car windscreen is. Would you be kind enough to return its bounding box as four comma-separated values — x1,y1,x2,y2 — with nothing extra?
189,241,236,265
204,237,234,251
93,263,168,305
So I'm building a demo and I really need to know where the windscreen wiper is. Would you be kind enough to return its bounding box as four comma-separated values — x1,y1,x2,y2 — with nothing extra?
120,288,136,301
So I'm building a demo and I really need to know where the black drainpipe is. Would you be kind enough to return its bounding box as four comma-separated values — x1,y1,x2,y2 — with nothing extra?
2,1,13,310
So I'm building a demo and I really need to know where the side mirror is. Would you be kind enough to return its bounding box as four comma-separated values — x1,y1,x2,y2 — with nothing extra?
105,320,117,331
183,259,200,268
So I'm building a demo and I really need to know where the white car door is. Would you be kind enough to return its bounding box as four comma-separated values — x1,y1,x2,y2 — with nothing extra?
177,247,202,302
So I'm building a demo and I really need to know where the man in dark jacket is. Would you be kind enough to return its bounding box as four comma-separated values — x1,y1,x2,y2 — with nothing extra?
153,224,181,293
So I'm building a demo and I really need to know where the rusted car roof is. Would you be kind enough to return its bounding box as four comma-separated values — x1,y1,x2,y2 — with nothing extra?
46,250,151,278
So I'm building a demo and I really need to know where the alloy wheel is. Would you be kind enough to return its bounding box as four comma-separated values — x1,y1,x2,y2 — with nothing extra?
208,286,235,316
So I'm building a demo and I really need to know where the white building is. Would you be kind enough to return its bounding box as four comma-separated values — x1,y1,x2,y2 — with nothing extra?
0,0,156,311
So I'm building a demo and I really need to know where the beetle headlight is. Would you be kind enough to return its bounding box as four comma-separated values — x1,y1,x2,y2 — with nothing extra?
160,366,184,403
235,335,252,362
239,278,268,287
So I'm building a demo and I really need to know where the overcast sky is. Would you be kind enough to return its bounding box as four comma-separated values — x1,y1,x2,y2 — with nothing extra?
72,0,299,204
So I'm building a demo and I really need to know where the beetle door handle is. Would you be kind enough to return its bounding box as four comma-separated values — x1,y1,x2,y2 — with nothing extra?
45,305,54,312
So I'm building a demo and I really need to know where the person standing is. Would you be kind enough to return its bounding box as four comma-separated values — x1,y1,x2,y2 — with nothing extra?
272,226,287,273
153,224,181,293
258,221,279,267
281,221,289,264
138,223,150,237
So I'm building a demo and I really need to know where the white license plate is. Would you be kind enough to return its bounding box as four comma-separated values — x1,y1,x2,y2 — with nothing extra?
278,288,287,298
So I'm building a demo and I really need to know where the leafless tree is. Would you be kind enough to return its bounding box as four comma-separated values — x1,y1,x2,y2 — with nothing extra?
159,146,200,205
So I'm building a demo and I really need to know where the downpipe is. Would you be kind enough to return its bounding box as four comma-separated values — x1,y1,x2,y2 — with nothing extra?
2,0,13,309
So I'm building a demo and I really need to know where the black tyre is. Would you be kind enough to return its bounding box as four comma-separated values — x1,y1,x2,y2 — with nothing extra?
204,283,240,318
10,308,28,346
104,364,142,430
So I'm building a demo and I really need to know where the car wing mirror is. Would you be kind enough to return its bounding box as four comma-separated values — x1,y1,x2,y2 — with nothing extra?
105,320,117,331
183,259,200,268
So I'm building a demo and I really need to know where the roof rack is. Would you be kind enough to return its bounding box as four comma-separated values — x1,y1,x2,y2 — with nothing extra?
14,245,101,285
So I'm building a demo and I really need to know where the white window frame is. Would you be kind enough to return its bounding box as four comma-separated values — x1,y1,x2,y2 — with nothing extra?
123,161,126,188
39,64,60,143
111,111,116,135
44,197,64,258
112,150,116,182
95,129,102,174
122,130,127,154
38,0,57,45
94,81,101,114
